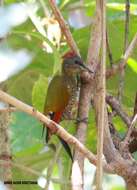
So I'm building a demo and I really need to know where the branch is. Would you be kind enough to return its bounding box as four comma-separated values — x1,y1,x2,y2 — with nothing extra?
124,0,130,51
106,95,131,127
106,32,137,79
117,0,130,103
45,144,62,190
0,107,16,113
0,111,12,180
108,115,121,149
87,0,102,68
0,90,113,173
106,29,114,66
72,0,102,185
106,95,137,154
38,0,50,17
96,0,106,188
133,92,137,117
48,0,80,55
121,114,137,150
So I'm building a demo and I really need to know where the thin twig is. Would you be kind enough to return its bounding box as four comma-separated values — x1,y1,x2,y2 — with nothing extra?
121,114,137,152
121,114,137,149
48,0,80,56
106,29,113,66
0,90,113,173
45,144,62,190
117,0,130,103
124,0,130,51
106,95,131,127
96,0,106,189
106,32,137,79
133,92,137,117
38,0,50,17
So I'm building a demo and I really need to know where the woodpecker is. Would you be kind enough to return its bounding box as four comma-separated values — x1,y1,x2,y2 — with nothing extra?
43,51,92,160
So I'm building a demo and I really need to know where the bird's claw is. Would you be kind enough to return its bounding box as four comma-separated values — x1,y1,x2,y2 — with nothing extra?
50,123,58,134
75,117,88,124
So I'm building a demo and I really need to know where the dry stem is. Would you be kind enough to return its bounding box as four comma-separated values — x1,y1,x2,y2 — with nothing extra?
121,114,137,150
0,90,112,173
96,0,106,189
106,95,131,127
72,0,102,186
48,0,80,55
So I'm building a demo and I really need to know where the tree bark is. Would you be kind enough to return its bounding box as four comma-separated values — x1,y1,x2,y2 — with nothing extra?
0,111,12,189
126,182,137,190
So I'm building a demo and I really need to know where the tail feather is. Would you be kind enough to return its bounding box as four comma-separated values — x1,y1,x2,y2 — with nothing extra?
45,128,49,143
42,112,73,161
42,124,50,143
46,127,51,143
58,136,73,161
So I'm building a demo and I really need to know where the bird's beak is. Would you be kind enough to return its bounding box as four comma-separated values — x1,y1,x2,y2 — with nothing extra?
78,62,94,73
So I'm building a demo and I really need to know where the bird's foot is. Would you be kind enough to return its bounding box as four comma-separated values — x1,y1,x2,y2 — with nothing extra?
49,122,58,134
75,117,88,124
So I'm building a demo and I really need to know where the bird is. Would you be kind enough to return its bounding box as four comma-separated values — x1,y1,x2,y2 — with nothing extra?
43,51,92,160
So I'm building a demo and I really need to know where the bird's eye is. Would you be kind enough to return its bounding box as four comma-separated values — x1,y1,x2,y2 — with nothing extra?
75,60,80,64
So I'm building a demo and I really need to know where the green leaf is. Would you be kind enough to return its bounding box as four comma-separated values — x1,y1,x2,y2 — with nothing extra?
32,74,48,112
11,111,42,153
12,30,61,75
7,70,39,104
127,58,137,74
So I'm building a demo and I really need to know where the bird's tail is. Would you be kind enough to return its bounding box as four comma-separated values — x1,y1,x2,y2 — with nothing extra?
58,136,73,161
42,112,54,142
43,112,73,160
42,124,51,143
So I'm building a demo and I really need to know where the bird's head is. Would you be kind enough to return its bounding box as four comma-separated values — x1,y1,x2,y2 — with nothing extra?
62,51,93,75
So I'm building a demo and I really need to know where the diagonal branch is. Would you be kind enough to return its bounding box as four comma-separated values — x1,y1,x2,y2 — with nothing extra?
0,90,113,173
121,114,137,151
106,32,137,79
48,0,80,55
0,107,16,113
106,95,131,127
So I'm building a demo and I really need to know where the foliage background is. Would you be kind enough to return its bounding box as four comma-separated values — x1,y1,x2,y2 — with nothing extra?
0,0,137,189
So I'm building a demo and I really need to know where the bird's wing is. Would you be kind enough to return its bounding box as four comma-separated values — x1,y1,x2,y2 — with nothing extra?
44,75,70,114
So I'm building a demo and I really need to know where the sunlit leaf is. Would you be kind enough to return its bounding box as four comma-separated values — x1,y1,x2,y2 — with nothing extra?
32,74,48,112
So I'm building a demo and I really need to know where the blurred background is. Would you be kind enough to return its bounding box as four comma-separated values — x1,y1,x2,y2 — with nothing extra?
0,0,137,189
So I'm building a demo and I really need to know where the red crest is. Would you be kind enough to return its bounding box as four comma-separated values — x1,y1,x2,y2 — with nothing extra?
62,51,77,59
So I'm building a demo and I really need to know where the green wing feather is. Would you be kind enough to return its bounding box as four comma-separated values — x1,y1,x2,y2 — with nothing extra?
44,75,70,114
